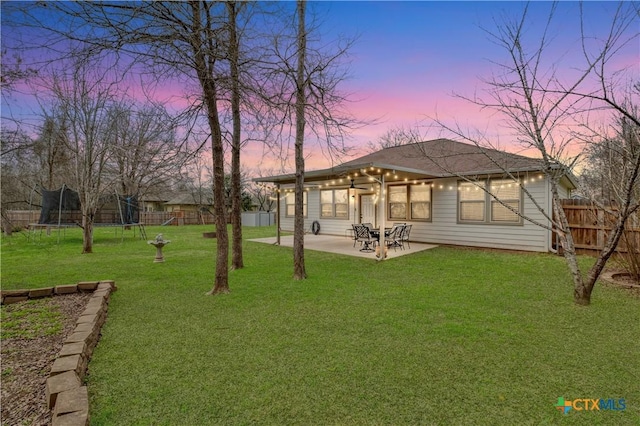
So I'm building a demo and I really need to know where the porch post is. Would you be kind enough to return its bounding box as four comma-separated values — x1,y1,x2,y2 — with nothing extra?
276,184,281,246
377,174,386,261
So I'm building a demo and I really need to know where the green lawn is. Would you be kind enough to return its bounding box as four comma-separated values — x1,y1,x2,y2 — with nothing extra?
1,225,639,425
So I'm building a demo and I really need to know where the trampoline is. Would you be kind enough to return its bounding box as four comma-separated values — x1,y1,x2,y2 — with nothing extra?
29,184,147,242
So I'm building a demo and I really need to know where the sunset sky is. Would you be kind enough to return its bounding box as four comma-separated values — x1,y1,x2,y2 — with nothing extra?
2,1,637,174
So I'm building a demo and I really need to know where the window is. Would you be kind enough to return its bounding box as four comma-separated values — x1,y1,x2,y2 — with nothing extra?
458,179,522,224
285,191,307,217
410,184,431,220
320,189,348,218
387,183,431,221
458,182,485,222
388,186,407,220
490,179,521,222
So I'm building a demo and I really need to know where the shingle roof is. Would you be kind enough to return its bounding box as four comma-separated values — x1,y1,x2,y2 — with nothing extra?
255,139,551,184
164,192,212,206
340,139,542,177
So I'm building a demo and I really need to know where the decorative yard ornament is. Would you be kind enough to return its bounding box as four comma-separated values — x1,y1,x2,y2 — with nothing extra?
148,234,171,263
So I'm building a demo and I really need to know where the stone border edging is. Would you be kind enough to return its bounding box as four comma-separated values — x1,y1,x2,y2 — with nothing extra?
0,281,109,305
1,280,117,426
46,280,116,426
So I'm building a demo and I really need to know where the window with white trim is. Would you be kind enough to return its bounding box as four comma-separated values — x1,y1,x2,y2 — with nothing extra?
320,189,348,218
285,191,307,217
458,179,522,224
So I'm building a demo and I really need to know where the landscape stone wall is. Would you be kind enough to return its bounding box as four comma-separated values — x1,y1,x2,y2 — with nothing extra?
1,280,116,426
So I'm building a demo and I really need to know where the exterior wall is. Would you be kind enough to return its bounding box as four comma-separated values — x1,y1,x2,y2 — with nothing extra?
414,177,551,252
165,205,200,212
142,201,164,212
280,178,569,252
276,176,565,252
278,188,355,236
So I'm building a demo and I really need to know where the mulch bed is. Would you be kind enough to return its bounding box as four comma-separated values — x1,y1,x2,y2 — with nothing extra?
1,293,91,426
601,269,640,297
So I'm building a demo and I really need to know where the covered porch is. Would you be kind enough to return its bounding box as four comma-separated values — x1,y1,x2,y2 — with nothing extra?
254,159,437,262
249,234,438,260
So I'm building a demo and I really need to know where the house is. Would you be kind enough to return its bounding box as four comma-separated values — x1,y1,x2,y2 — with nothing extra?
254,138,576,253
140,194,169,212
163,192,213,213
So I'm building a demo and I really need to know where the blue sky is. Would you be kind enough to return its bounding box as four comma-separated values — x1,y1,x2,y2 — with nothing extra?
2,1,637,171
266,1,637,169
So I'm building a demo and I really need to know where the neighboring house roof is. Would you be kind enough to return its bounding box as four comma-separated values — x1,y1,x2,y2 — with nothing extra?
141,195,170,203
255,138,577,188
164,192,212,206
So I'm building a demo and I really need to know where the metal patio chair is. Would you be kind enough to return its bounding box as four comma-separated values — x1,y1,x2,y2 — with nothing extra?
353,224,376,252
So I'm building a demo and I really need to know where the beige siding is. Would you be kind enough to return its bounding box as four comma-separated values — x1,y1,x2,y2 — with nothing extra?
412,178,551,252
276,176,568,252
279,189,354,235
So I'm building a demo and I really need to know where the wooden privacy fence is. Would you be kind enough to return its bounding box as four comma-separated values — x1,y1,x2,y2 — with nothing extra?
5,210,216,228
4,210,40,228
558,199,640,256
139,211,215,226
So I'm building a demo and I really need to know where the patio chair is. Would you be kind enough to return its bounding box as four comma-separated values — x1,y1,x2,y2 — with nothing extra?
384,224,405,251
353,224,376,252
351,224,360,247
362,222,374,231
400,224,412,249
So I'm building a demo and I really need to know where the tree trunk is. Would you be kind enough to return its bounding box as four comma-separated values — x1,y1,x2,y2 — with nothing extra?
188,1,229,294
228,1,243,271
551,189,591,305
293,0,307,280
81,211,93,254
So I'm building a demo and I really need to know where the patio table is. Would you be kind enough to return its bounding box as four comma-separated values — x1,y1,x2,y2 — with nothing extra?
369,228,392,239
369,228,392,248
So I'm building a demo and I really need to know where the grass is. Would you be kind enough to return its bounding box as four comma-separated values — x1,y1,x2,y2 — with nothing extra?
1,225,639,424
1,299,63,339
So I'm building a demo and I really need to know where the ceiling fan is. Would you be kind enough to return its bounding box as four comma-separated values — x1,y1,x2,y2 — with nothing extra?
349,179,369,190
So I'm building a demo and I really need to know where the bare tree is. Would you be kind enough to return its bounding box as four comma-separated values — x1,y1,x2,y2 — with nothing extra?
433,2,639,305
581,113,640,206
105,101,186,197
18,1,234,292
249,181,277,213
581,112,640,281
366,125,423,153
33,115,72,189
0,128,38,233
225,1,244,270
292,0,308,280
259,1,358,279
45,60,120,253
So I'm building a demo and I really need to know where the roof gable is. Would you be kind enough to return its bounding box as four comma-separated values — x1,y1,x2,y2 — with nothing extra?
255,138,575,189
340,139,541,177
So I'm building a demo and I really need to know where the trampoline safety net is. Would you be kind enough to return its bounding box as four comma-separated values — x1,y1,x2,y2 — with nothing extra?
37,187,140,225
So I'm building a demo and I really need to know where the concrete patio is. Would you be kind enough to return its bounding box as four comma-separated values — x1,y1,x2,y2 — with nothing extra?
249,234,437,260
